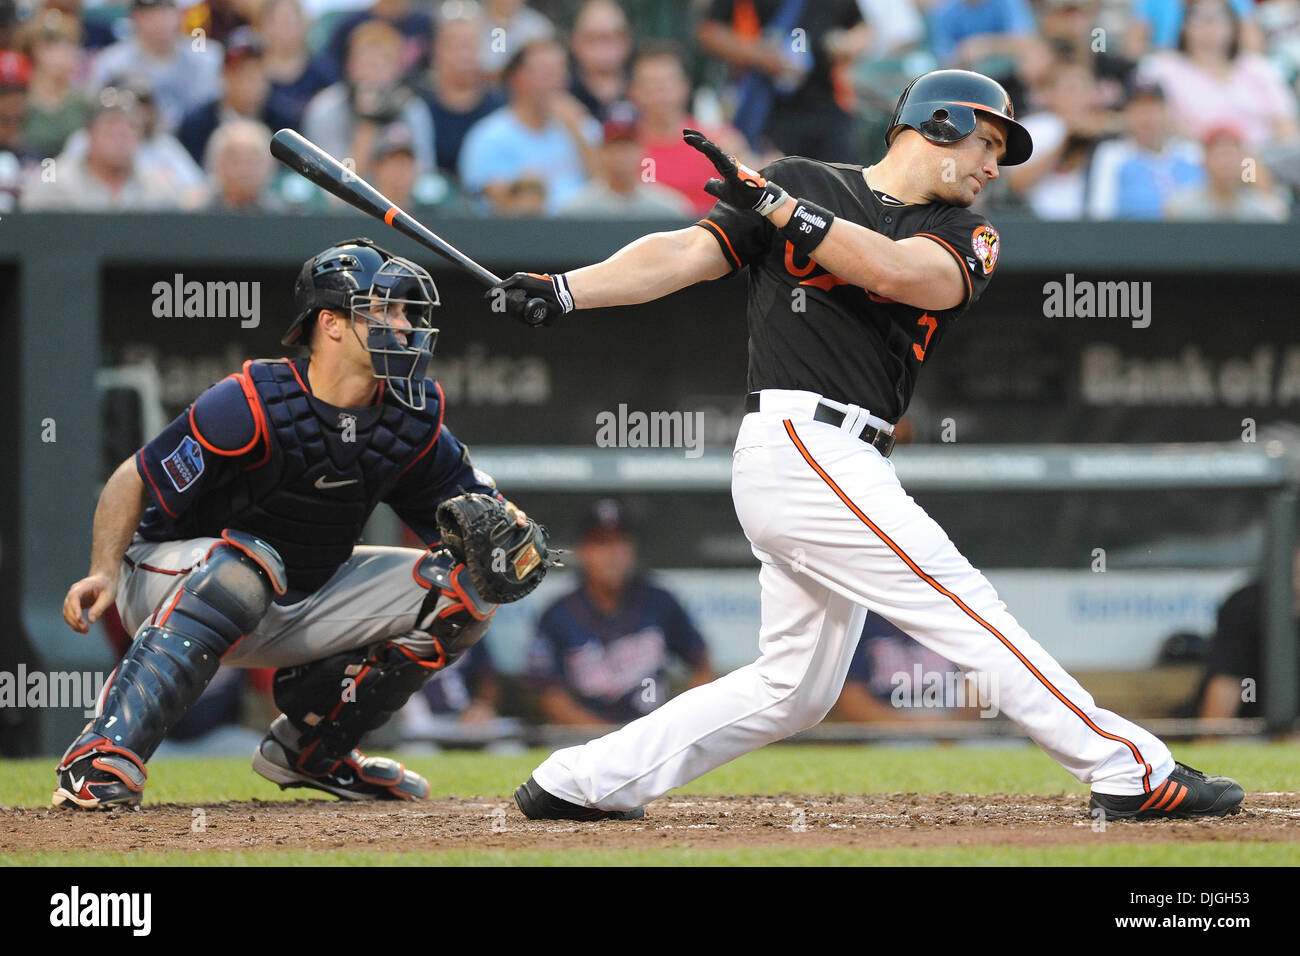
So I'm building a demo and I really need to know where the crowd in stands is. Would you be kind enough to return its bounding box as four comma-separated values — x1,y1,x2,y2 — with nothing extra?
0,0,1295,219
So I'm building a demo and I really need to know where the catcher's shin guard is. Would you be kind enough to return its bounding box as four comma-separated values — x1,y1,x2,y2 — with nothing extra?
255,549,494,800
53,531,285,809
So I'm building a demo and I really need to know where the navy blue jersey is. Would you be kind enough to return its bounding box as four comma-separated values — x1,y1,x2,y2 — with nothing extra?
421,641,496,715
846,611,962,704
135,357,499,597
527,578,708,723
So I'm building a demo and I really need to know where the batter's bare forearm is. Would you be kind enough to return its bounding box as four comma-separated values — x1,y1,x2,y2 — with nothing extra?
88,456,150,578
566,228,730,309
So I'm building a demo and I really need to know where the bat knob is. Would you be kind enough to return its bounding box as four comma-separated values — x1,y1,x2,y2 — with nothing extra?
523,298,552,327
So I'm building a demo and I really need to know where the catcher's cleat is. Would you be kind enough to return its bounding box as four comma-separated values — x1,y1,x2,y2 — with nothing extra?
1089,762,1244,820
252,715,429,801
52,749,146,811
514,776,644,821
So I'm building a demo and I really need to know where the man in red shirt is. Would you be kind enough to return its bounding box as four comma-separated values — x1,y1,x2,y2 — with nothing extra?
629,40,756,216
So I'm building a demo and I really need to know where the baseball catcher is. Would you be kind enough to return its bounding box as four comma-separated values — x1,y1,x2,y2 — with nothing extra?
56,237,554,809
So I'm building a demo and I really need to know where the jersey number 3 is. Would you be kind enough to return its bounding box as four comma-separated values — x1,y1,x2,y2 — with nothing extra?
913,313,937,361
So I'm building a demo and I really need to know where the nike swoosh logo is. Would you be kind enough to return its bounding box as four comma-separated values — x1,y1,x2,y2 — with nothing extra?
70,774,85,793
315,476,359,489
335,776,354,787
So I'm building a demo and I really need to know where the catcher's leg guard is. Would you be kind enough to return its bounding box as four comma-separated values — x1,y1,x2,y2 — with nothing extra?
54,531,285,810
252,549,495,801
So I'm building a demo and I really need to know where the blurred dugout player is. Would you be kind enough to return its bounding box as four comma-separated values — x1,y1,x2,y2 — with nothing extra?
527,500,714,724
832,612,979,723
1199,546,1300,719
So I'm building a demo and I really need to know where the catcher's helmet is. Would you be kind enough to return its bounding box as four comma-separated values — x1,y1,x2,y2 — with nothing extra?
886,69,1033,166
285,237,441,410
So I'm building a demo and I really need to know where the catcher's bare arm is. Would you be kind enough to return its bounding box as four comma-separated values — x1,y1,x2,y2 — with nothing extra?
63,456,150,633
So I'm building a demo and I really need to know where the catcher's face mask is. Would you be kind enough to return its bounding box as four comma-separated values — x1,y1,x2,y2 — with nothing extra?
348,256,440,411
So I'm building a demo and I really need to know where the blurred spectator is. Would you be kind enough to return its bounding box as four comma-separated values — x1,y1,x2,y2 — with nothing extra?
925,0,1037,69
325,0,434,81
19,10,91,160
1256,0,1300,81
1198,547,1300,718
256,0,335,130
183,0,251,46
421,3,505,177
178,27,294,164
458,38,598,215
856,0,926,58
478,0,555,79
89,0,223,133
526,500,713,725
629,40,752,215
401,642,503,732
698,0,868,161
22,89,181,210
0,50,33,212
831,612,976,722
1087,82,1204,219
1128,0,1258,54
302,19,435,178
559,105,691,217
62,74,208,206
368,121,416,205
1138,0,1299,148
1004,60,1116,218
204,117,281,210
1166,124,1291,219
1038,0,1136,110
568,0,631,122
0,0,17,52
43,0,115,51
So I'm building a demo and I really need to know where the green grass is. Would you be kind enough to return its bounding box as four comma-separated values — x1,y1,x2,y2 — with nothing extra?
4,742,1296,866
4,740,1297,808
3,842,1298,867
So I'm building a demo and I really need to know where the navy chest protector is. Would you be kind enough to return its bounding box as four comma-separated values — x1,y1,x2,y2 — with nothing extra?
176,359,441,594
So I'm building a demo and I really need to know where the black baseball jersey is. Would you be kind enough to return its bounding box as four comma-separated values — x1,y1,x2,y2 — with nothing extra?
697,155,1001,422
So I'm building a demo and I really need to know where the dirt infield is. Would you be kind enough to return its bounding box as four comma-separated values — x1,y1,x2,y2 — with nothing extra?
3,792,1297,855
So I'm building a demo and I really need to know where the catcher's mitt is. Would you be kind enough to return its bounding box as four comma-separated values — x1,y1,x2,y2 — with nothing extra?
436,493,556,604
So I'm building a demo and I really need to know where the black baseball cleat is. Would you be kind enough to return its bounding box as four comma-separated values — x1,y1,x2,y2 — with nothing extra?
514,776,645,821
52,750,146,811
1089,762,1245,820
252,715,430,801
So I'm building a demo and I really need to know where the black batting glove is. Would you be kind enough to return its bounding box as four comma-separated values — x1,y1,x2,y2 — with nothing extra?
682,128,788,215
486,272,574,328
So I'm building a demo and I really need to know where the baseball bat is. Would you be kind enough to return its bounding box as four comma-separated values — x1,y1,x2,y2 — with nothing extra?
269,128,551,326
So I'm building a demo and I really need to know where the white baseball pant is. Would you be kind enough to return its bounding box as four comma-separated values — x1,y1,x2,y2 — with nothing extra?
533,390,1175,810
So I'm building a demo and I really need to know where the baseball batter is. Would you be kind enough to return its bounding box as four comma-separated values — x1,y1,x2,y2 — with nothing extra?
56,237,552,809
492,70,1245,822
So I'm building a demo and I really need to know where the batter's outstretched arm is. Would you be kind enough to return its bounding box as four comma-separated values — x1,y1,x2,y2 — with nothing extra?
63,456,150,633
566,226,732,308
489,226,731,325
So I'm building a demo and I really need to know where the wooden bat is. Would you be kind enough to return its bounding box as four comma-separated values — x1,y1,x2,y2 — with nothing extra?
269,128,551,326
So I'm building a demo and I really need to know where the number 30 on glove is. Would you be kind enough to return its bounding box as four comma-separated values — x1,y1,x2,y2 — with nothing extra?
436,494,557,603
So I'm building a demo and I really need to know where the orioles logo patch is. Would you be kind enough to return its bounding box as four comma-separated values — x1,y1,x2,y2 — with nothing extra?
971,225,1000,276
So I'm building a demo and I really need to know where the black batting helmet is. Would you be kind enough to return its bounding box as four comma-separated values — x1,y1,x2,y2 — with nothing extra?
886,69,1033,166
